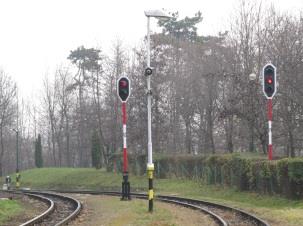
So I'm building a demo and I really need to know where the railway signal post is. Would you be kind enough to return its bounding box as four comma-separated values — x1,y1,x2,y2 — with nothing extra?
12,128,20,189
145,9,171,213
262,63,277,160
117,75,131,200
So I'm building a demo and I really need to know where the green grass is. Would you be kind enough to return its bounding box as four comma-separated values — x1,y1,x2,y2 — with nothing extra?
0,200,22,224
105,199,174,226
10,168,145,190
83,196,213,226
6,167,303,226
87,196,173,226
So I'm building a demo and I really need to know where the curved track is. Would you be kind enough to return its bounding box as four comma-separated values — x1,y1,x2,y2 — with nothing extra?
48,190,270,226
157,194,269,226
20,193,55,226
20,191,81,226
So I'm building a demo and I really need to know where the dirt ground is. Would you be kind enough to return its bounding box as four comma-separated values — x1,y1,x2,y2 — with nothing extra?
69,194,216,226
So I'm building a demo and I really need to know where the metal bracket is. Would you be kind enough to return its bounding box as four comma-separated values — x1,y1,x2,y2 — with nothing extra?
146,89,152,95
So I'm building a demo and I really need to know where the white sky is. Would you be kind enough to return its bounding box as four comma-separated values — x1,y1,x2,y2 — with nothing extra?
0,0,302,98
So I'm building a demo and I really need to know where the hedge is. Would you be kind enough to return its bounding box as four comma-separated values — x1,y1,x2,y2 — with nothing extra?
111,153,303,199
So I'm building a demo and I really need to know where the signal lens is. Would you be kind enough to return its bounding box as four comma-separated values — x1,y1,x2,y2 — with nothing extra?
267,78,273,84
120,80,128,87
266,87,273,93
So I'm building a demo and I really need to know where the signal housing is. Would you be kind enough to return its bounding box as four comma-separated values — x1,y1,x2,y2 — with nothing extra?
117,76,130,102
262,63,277,99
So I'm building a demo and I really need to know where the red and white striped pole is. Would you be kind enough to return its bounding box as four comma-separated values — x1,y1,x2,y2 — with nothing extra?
262,63,276,160
268,99,273,160
122,102,128,174
117,76,131,200
121,102,131,200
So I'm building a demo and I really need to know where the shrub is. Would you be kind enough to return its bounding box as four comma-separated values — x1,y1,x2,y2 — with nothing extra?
108,153,303,199
288,158,303,198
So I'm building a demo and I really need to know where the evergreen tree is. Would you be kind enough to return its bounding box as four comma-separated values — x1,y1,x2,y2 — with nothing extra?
91,130,102,169
35,134,43,168
158,11,203,42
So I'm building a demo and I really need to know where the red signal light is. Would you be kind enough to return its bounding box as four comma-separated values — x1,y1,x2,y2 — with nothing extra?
120,80,128,88
267,78,273,84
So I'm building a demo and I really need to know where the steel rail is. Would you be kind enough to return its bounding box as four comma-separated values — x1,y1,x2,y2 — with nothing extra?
157,197,227,226
157,195,270,226
21,191,82,226
20,193,55,226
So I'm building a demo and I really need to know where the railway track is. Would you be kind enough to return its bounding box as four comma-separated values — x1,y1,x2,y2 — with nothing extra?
47,189,270,226
18,191,81,226
157,194,269,226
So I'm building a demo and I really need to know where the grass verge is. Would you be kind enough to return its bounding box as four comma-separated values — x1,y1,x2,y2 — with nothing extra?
0,199,22,224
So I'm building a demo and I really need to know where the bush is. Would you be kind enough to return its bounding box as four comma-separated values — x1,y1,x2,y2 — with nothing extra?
109,153,303,199
250,161,278,194
288,158,303,198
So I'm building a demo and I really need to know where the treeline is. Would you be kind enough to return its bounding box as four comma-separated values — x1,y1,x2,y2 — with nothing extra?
0,70,35,176
1,1,303,174
32,2,303,168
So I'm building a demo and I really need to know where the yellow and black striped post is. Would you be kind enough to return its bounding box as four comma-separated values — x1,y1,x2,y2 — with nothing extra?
16,172,20,189
147,164,154,212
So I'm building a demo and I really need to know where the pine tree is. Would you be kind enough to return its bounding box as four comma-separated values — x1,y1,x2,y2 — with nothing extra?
35,134,43,168
91,130,102,169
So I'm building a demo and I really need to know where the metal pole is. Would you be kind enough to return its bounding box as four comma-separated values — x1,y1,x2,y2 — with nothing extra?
147,16,150,68
16,90,20,188
249,82,254,152
122,102,128,173
147,16,152,165
121,102,130,200
15,130,20,189
16,131,19,172
146,16,154,212
268,99,273,160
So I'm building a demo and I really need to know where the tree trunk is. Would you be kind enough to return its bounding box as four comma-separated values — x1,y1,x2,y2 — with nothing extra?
288,130,295,158
248,121,255,152
95,70,107,166
56,135,62,167
0,127,3,177
260,134,267,155
78,69,84,166
65,115,71,166
51,124,57,166
154,92,160,153
205,74,215,154
172,96,178,151
225,115,234,153
185,118,192,154
196,106,204,153
109,74,118,158
206,107,215,153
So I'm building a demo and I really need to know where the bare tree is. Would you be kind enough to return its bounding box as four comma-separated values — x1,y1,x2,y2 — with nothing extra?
42,75,57,165
0,70,17,176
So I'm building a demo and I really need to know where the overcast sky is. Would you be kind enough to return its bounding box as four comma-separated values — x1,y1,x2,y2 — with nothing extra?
0,0,302,98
